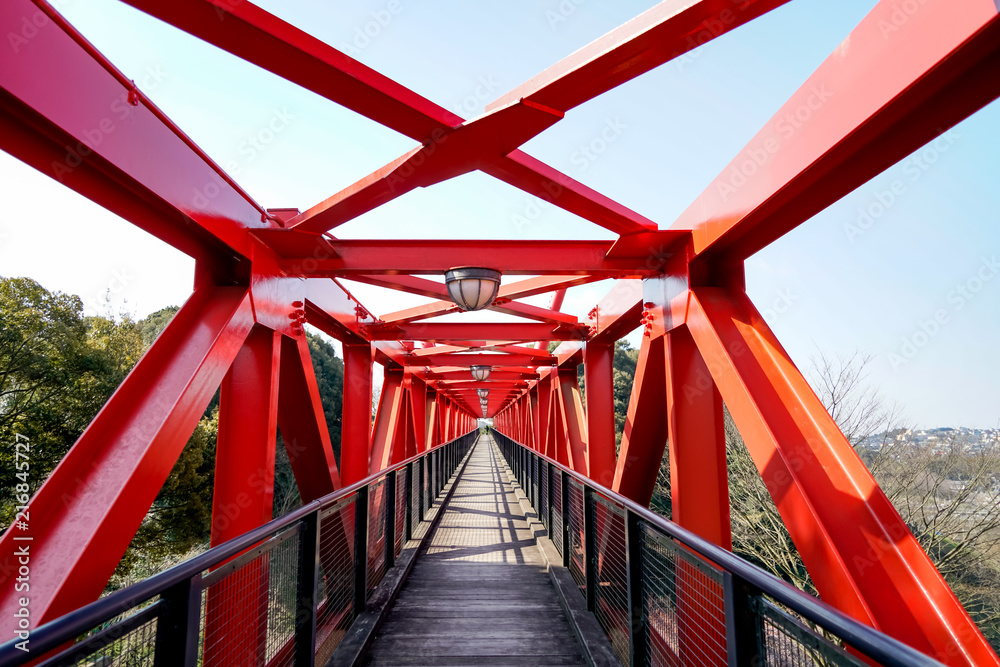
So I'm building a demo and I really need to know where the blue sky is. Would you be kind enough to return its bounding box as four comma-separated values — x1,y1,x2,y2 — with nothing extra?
1,0,997,428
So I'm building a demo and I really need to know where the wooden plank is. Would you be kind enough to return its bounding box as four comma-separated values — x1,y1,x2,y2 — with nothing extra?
362,438,587,665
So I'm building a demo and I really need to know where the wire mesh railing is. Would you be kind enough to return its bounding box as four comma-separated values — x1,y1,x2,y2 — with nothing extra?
0,431,477,667
491,428,946,667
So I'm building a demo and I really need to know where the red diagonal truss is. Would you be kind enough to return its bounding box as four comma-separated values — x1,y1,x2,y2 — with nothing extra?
0,0,997,664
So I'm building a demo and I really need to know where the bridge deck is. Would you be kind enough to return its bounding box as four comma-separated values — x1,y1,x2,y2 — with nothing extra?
362,435,587,666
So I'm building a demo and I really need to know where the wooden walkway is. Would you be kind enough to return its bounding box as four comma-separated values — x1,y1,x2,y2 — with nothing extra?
361,435,587,666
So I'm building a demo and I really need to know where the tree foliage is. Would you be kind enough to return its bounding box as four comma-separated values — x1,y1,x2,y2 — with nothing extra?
0,278,348,588
0,277,143,526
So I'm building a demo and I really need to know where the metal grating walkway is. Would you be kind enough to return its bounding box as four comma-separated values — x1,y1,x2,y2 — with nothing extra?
362,435,587,666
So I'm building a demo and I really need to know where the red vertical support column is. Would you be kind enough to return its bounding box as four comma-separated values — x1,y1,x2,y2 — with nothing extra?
665,326,730,667
524,392,536,450
558,368,589,475
514,396,522,442
370,369,404,473
536,374,552,457
205,326,281,667
442,399,452,443
667,327,731,547
341,342,373,486
585,342,616,488
549,374,567,464
529,387,540,451
612,333,668,505
398,384,415,462
425,387,440,450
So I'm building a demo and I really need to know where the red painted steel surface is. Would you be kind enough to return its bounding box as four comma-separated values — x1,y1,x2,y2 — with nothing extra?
0,0,996,662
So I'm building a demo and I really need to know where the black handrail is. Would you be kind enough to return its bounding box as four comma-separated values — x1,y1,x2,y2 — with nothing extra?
490,428,946,667
0,430,478,666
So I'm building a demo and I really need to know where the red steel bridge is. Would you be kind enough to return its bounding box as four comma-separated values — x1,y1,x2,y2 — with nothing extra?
1,0,999,665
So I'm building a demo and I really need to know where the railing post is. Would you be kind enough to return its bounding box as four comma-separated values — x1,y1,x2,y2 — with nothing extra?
527,451,533,506
724,572,764,667
385,470,397,570
154,576,201,667
418,457,425,522
405,461,413,541
353,486,370,614
625,509,648,667
546,460,553,533
584,486,597,612
561,470,571,568
294,511,320,667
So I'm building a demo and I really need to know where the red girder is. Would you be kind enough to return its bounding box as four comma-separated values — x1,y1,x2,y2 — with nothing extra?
488,0,791,115
400,353,558,368
0,0,270,264
2,0,998,662
365,322,587,343
685,287,997,665
672,0,1000,263
280,239,670,277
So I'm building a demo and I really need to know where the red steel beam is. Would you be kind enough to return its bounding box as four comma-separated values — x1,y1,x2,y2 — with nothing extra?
340,342,373,485
483,151,656,235
0,0,271,263
121,0,460,142
672,0,1000,263
400,353,558,368
584,342,616,488
686,287,997,666
424,370,539,381
369,369,405,473
286,100,563,234
589,279,644,345
365,322,586,342
304,279,377,345
665,327,730,549
612,333,669,505
283,240,666,277
489,0,790,114
123,0,664,237
206,326,281,667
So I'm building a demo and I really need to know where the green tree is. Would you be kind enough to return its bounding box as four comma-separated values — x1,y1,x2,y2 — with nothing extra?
0,277,143,527
305,333,344,461
1,278,349,584
272,332,345,515
139,305,179,347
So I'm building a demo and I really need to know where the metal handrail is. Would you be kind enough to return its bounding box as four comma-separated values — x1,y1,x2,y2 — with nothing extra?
0,430,478,666
490,428,946,667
